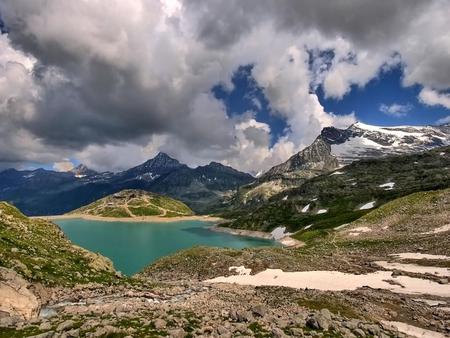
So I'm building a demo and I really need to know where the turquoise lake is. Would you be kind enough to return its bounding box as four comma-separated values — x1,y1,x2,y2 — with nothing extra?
55,219,276,275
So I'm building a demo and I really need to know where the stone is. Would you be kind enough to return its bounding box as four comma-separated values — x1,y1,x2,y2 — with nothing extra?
57,320,76,332
0,267,40,320
236,310,253,322
153,318,167,329
251,304,267,317
168,328,186,338
39,322,52,331
271,327,287,338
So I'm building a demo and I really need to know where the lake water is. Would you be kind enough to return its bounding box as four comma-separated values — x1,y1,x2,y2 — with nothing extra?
55,219,276,275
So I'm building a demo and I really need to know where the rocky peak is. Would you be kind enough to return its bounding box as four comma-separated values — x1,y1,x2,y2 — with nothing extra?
70,164,97,177
143,152,182,169
261,137,339,180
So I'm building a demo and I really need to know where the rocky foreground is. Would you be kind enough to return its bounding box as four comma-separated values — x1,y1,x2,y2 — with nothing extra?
1,189,450,337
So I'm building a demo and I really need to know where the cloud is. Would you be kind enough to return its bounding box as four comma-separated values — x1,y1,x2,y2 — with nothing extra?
419,88,450,109
379,103,413,118
0,0,448,173
53,160,74,172
436,115,450,125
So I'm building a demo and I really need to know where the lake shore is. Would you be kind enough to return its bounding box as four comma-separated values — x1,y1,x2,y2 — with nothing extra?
35,214,226,223
210,225,304,248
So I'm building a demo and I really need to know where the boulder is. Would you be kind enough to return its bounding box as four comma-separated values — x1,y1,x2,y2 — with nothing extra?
0,267,40,320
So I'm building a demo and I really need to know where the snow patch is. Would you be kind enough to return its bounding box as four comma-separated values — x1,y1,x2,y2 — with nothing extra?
382,321,446,338
359,201,376,210
330,171,344,176
348,226,372,236
282,195,288,201
374,261,450,277
301,204,310,213
422,224,450,234
391,253,450,261
270,227,292,240
229,266,251,276
412,299,446,307
379,182,395,190
205,268,450,297
304,224,313,230
316,209,328,214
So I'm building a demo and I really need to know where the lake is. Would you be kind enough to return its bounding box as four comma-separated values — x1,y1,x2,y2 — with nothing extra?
55,219,276,275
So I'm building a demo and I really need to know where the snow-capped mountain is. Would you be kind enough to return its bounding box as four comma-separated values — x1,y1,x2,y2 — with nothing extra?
322,122,450,164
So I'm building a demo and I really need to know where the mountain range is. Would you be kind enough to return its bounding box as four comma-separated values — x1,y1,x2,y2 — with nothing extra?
233,122,450,206
1,122,449,216
0,153,253,215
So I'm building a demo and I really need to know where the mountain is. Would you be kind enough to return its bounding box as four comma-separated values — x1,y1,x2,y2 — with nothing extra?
0,153,253,216
70,164,98,178
231,122,450,206
71,189,193,218
261,137,339,181
323,122,450,163
223,146,450,237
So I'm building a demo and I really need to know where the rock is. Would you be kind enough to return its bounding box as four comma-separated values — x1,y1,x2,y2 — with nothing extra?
27,331,54,338
92,325,122,337
236,310,253,322
0,267,40,320
11,247,19,253
290,327,304,336
167,328,186,338
438,278,448,284
306,312,331,331
153,318,167,329
39,321,52,331
271,327,287,338
217,325,230,336
251,304,267,317
56,320,75,332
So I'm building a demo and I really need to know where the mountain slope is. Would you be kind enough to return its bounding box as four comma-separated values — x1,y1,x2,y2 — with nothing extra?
223,146,450,240
323,122,450,163
0,153,254,215
71,189,193,218
0,202,116,287
230,122,450,207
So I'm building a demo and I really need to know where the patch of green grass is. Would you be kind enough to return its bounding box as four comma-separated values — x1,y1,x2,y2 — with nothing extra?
99,207,130,218
129,205,161,216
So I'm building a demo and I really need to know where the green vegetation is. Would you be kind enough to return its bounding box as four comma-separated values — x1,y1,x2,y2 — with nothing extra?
0,202,118,286
70,189,194,218
223,146,450,241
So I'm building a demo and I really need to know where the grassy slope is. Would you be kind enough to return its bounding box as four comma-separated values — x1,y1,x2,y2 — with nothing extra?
0,202,117,286
71,189,193,218
222,146,450,241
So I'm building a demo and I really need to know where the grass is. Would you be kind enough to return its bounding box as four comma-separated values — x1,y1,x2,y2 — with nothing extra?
0,202,118,286
224,146,450,241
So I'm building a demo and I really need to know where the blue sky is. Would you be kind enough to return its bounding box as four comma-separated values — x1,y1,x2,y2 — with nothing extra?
213,64,450,148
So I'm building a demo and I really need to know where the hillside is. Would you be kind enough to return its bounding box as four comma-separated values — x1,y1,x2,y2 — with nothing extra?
0,202,116,287
223,146,450,241
70,189,194,218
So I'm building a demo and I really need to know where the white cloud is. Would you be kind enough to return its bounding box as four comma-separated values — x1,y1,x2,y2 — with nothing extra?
379,103,413,118
436,115,450,125
419,88,450,109
53,160,74,172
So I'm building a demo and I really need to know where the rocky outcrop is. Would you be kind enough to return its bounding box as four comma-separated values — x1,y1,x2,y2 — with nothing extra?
0,267,40,320
260,137,339,181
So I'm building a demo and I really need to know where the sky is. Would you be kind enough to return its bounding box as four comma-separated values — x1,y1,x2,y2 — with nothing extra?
0,0,449,174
